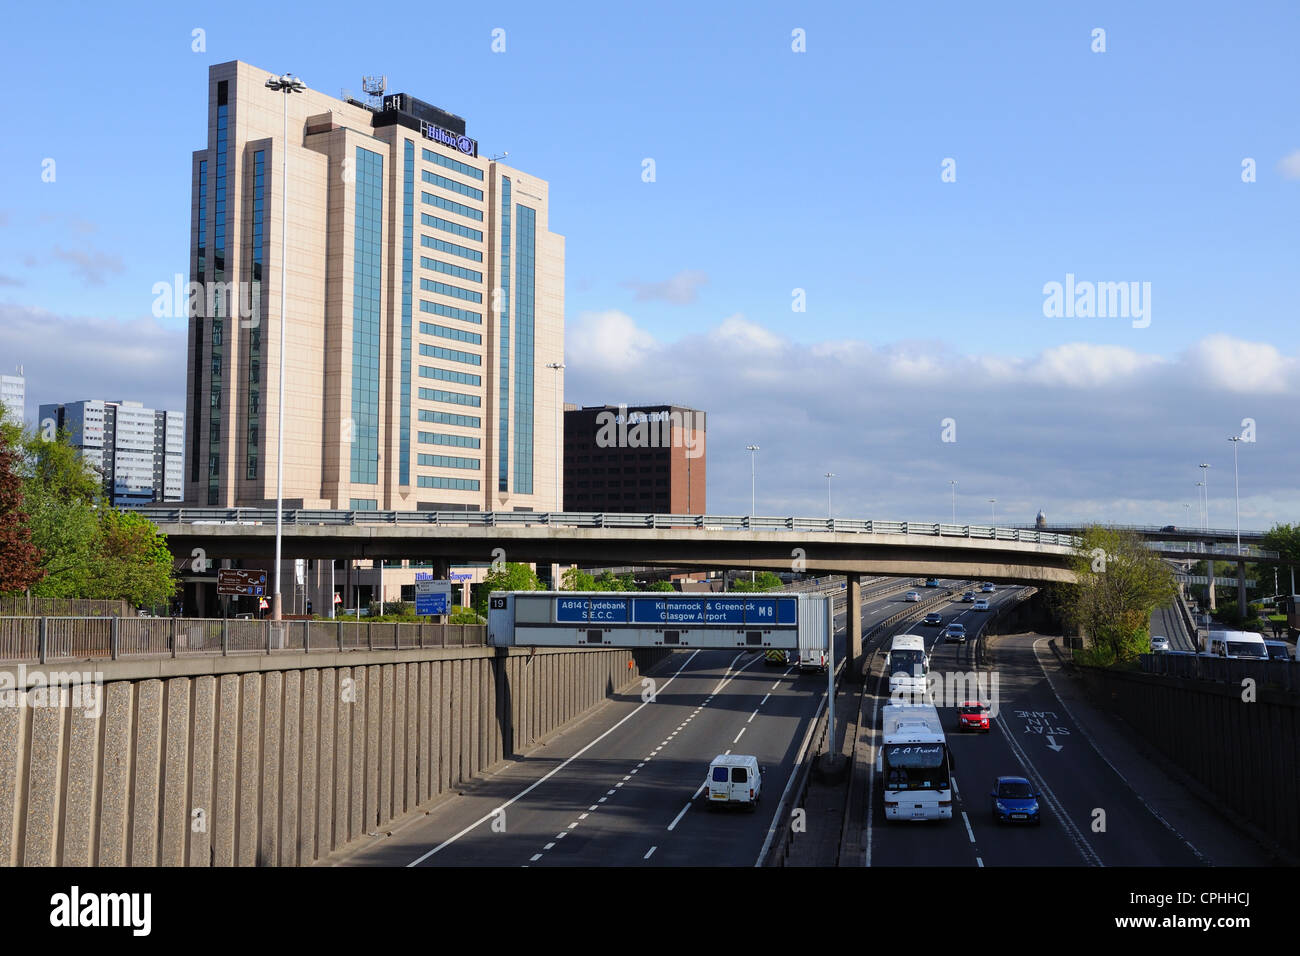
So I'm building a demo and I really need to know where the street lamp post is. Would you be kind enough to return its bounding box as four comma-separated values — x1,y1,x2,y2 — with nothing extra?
988,498,996,526
1196,480,1206,531
949,480,957,524
1199,463,1210,530
824,472,835,518
545,362,565,511
746,444,759,584
1228,437,1242,552
265,72,306,622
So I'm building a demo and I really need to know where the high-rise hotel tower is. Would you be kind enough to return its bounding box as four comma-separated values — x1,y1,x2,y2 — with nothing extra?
185,61,564,511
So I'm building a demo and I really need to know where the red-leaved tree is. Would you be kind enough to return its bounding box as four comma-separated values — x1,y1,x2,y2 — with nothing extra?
0,427,43,594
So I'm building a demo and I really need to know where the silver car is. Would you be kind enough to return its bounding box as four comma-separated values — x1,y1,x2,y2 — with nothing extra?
1150,635,1171,653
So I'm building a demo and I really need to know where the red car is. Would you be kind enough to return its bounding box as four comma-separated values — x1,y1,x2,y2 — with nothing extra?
958,701,990,733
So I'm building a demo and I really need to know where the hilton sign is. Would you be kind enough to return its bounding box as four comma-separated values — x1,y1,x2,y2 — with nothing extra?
423,122,477,157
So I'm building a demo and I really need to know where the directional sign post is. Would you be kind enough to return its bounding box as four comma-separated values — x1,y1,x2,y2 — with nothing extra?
217,568,267,597
416,580,452,618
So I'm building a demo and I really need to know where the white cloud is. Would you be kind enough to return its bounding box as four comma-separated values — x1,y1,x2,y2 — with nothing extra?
1184,334,1295,394
565,309,658,370
1025,343,1165,388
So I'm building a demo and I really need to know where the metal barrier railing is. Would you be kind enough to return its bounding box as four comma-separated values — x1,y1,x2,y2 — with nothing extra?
0,617,488,664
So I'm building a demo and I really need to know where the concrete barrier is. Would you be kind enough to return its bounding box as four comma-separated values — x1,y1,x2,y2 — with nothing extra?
1075,664,1300,856
0,644,668,866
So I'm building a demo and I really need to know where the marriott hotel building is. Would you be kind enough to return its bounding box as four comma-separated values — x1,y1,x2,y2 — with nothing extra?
185,61,564,512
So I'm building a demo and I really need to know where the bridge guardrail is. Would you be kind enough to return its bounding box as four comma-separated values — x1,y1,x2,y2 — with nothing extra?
130,507,1083,547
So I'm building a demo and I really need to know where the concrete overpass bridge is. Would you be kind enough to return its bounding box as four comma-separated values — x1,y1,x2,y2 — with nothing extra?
1016,522,1270,545
135,508,1084,586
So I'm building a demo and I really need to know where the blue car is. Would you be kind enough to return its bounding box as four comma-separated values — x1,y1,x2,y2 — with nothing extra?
990,776,1041,825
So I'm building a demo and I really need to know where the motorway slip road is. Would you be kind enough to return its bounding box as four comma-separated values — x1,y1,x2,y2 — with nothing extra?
333,584,925,867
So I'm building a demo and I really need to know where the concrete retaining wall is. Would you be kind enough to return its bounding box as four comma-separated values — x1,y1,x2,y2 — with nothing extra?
1076,665,1300,856
0,645,668,866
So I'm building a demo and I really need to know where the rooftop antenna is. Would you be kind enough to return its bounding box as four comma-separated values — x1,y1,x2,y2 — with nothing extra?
490,150,509,162
361,74,387,110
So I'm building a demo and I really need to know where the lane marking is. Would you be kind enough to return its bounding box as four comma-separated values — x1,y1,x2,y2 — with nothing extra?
667,803,692,831
530,853,542,861
761,693,771,705
747,708,759,723
615,782,625,788
598,797,607,803
407,649,702,866
692,781,707,799
567,822,578,829
579,813,589,820
1030,637,1208,864
606,789,616,795
976,857,984,867
733,728,746,744
961,811,976,843
556,832,567,840
588,805,598,811
644,846,657,860
544,842,555,850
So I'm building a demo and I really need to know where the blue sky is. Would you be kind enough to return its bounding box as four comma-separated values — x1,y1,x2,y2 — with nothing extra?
1,1,1297,524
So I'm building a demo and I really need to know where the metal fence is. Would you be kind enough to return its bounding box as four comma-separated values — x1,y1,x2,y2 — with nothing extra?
0,596,130,618
127,506,1082,547
1139,652,1300,694
0,616,487,664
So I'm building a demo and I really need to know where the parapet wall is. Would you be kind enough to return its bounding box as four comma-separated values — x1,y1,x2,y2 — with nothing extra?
0,645,669,866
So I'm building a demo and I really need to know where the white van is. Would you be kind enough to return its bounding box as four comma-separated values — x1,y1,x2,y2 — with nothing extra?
704,754,762,811
887,633,930,699
1201,630,1268,660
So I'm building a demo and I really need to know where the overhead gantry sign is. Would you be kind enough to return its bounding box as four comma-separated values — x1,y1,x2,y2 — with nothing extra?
487,590,832,651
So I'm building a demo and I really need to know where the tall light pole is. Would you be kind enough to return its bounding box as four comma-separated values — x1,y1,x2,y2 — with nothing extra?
746,444,759,584
266,72,306,622
1228,437,1242,551
545,362,565,511
1196,481,1206,531
824,472,835,518
746,445,760,515
1199,463,1210,530
949,480,957,524
988,498,996,526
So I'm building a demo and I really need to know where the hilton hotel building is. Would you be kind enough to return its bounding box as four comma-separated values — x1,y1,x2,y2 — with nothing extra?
185,60,564,514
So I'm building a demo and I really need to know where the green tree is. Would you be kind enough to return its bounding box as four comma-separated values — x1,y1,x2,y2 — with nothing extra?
89,509,177,607
560,567,596,591
646,580,676,592
473,562,542,615
0,425,43,595
732,571,783,592
1058,526,1177,665
1262,523,1300,595
14,425,103,597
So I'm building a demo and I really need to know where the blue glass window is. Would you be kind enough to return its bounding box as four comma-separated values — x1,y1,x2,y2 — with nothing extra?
421,192,483,222
420,234,482,262
419,300,481,324
419,343,481,366
418,387,480,408
350,146,383,485
419,256,483,284
421,168,484,201
420,212,483,243
498,176,512,492
421,148,484,180
419,321,481,345
513,204,537,494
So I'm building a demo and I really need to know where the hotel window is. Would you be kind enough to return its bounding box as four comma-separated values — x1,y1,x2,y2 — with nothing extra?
419,321,481,345
420,168,484,201
417,453,480,470
420,212,482,243
419,256,483,284
421,192,483,222
420,277,481,304
419,300,482,325
400,139,414,486
350,146,383,485
419,343,481,366
418,387,481,408
420,234,482,263
418,476,480,490
420,366,480,387
421,148,484,181
418,408,481,428
512,204,536,494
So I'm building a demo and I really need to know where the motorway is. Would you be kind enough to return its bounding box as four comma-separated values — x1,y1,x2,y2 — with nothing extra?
865,587,1205,866
339,580,1211,867
339,580,931,867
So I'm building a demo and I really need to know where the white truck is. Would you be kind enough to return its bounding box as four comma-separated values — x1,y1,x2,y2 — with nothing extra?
1200,629,1268,660
798,619,828,672
876,702,953,821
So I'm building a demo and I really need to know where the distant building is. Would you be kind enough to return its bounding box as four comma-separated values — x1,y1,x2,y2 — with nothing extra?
564,404,706,513
0,368,24,426
37,400,184,505
1035,509,1047,530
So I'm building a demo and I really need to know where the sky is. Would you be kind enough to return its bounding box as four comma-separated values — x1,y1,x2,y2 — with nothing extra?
0,0,1297,528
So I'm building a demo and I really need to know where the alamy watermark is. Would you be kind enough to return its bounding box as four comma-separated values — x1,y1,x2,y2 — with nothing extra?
0,665,104,719
594,405,705,459
1042,273,1151,328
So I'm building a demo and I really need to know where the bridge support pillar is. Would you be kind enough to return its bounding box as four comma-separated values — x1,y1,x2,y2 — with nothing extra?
1207,559,1216,611
1237,561,1247,620
847,573,863,683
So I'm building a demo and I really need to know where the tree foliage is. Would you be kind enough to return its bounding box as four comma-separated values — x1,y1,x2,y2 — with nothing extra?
731,571,784,592
473,562,543,615
2,424,176,606
0,425,43,594
1059,526,1176,665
